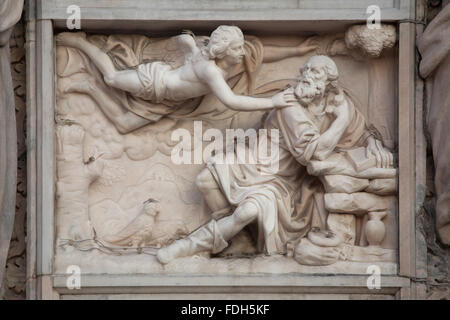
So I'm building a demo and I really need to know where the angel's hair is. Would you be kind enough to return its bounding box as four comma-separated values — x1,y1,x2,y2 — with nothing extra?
202,25,244,60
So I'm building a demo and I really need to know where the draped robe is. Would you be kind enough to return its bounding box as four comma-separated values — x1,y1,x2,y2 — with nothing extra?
207,93,371,254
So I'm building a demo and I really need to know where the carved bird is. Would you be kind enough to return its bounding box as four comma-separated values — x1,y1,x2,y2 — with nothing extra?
102,199,160,247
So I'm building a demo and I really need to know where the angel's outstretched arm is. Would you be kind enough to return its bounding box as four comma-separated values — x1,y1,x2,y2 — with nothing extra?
199,64,296,111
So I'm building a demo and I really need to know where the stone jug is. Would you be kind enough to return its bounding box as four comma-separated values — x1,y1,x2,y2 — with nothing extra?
365,211,387,247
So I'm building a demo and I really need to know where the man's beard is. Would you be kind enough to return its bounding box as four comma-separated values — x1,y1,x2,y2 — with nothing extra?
294,76,326,107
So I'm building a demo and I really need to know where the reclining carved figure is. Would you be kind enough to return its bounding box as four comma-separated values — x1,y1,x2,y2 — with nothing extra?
56,25,319,133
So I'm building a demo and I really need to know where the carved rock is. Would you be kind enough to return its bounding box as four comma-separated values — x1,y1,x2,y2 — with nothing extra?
320,175,369,193
324,192,396,214
345,24,396,58
365,178,397,195
308,153,397,179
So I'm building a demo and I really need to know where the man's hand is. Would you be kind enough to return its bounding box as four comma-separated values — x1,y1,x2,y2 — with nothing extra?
366,136,393,168
327,93,350,125
272,87,297,108
296,37,319,56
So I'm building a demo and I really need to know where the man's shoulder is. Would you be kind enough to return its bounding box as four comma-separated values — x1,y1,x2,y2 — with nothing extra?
280,103,311,120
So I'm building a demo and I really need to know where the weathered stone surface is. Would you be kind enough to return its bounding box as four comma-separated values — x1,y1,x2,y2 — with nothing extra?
1,21,25,300
324,192,396,214
10,47,24,63
416,2,449,300
347,245,396,263
0,0,24,296
327,213,355,245
345,24,396,59
320,175,369,193
422,198,450,285
418,3,450,246
438,225,450,246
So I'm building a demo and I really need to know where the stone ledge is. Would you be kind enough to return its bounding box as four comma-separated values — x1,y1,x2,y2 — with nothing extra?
35,0,413,21
52,273,410,297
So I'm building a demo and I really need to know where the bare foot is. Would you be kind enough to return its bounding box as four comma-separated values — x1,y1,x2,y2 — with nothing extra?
58,76,97,94
56,32,87,48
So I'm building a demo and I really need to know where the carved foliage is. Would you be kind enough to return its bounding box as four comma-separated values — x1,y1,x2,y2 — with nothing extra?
1,22,26,300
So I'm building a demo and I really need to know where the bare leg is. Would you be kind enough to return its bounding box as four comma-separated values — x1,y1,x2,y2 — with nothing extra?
195,168,230,213
215,201,258,240
56,32,143,94
59,76,150,134
313,191,328,230
56,32,116,78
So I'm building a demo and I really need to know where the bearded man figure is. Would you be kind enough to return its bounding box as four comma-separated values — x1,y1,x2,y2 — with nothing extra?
157,55,392,264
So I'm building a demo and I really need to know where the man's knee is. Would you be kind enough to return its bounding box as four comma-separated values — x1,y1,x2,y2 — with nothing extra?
235,201,258,224
104,74,117,87
195,168,217,192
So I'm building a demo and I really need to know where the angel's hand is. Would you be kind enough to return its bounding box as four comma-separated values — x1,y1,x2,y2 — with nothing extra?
272,88,297,108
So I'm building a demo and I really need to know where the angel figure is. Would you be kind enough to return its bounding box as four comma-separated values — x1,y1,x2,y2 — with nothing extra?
56,25,318,133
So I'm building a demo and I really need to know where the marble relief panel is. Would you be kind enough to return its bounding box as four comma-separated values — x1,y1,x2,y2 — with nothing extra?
53,24,399,275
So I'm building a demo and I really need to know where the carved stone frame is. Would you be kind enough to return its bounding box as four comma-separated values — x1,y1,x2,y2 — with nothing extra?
25,0,426,299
